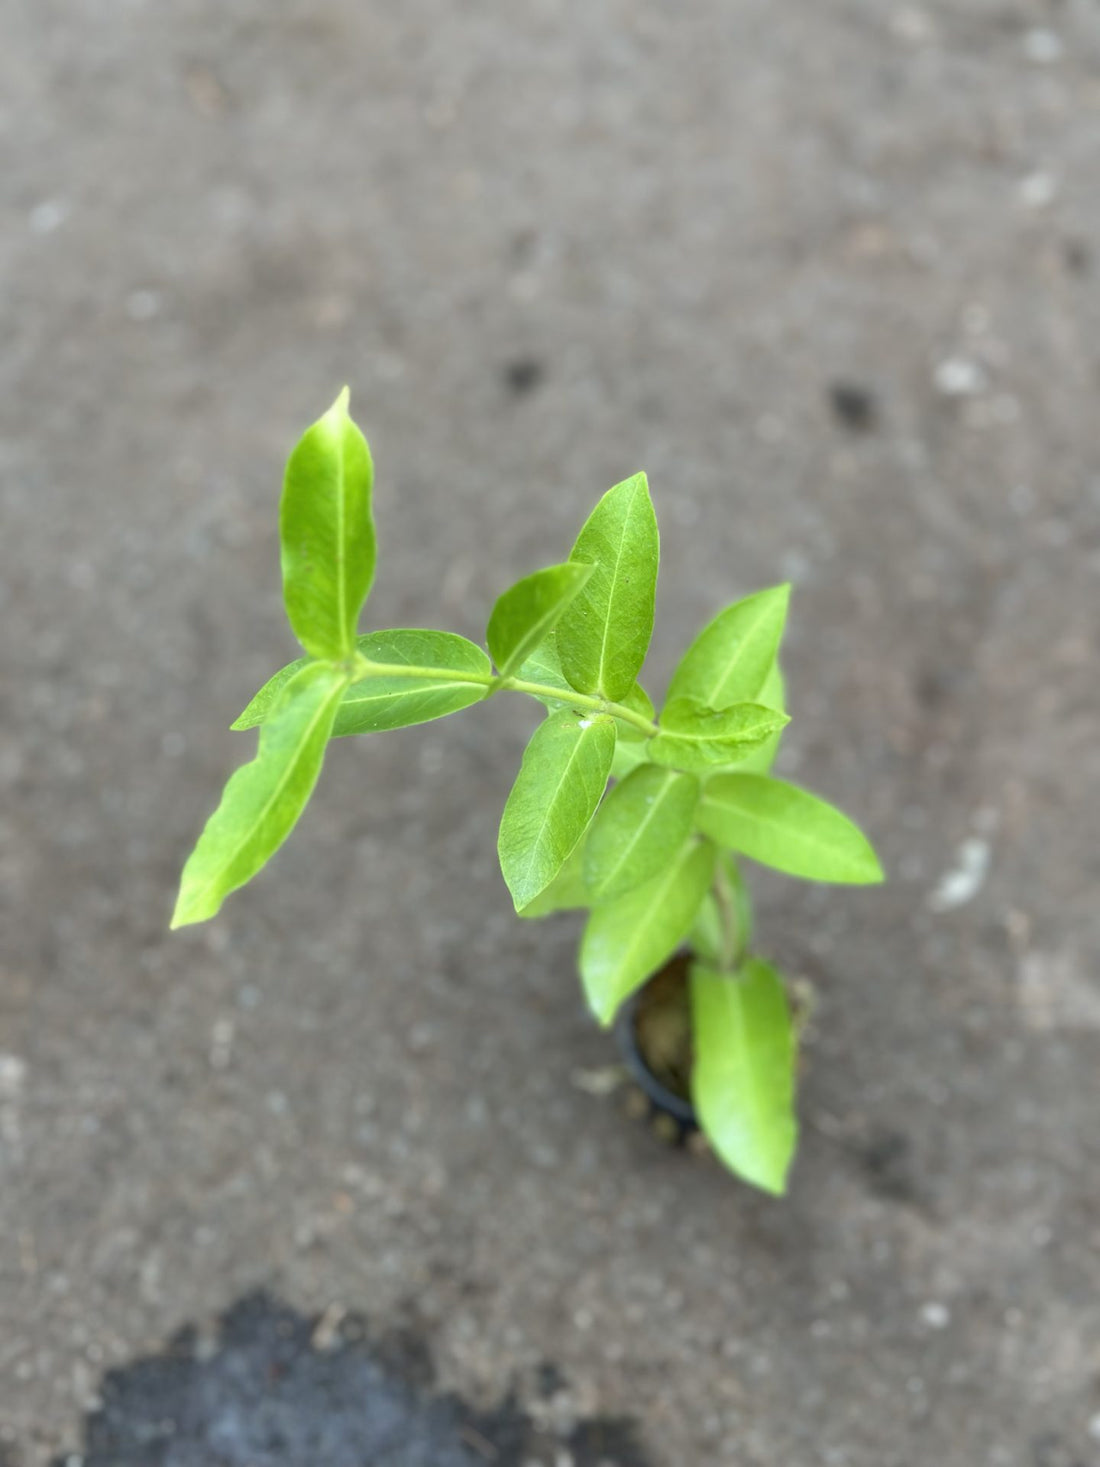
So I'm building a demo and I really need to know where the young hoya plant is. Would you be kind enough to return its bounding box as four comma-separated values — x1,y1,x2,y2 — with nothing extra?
173,390,883,1194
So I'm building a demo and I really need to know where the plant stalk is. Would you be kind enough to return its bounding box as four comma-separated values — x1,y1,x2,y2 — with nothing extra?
354,657,660,737
711,854,744,976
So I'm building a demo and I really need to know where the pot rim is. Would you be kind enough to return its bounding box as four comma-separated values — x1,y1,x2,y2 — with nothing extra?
613,987,697,1127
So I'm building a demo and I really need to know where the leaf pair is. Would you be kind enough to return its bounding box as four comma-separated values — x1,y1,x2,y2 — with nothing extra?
513,763,700,918
234,629,491,736
511,763,707,1022
658,582,881,885
649,581,792,775
174,391,376,928
487,469,659,701
494,472,661,912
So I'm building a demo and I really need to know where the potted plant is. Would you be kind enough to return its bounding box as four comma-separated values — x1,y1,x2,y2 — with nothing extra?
173,391,883,1194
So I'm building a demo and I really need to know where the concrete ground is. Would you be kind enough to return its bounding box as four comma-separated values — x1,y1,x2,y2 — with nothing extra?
2,1,1099,1462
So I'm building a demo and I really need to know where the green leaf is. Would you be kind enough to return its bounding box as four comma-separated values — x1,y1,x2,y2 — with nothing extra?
579,840,715,1025
697,773,884,884
691,959,797,1195
668,584,790,709
515,634,574,709
734,661,786,775
172,662,348,928
335,629,490,735
610,738,649,780
232,657,309,730
498,710,616,911
487,562,594,676
517,842,589,918
232,630,490,735
556,472,659,700
583,765,700,903
615,682,656,743
648,698,789,772
280,388,375,660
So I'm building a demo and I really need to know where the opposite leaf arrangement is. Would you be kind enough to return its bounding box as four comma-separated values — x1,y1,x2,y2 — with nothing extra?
173,390,883,1194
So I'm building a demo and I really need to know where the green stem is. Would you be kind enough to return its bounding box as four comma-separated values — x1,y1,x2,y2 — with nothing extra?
498,676,659,736
711,853,742,975
354,659,660,738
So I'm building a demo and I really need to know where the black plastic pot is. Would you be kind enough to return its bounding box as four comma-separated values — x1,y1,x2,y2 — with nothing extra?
614,988,697,1133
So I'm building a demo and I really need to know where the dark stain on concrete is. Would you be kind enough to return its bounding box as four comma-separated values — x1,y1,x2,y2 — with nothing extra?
54,1292,651,1467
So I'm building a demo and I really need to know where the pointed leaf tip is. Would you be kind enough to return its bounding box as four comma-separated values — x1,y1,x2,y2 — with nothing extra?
557,472,660,702
280,390,376,661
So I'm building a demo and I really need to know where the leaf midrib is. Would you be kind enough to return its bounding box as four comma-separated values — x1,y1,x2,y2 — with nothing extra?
664,711,779,745
703,601,773,708
342,676,486,710
713,974,774,1167
594,484,640,696
516,720,606,896
589,768,679,900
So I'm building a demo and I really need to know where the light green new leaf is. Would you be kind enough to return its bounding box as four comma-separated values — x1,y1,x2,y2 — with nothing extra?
668,584,790,709
280,388,375,660
648,697,789,772
498,710,616,911
580,840,715,1025
334,629,490,735
697,773,884,884
487,562,594,676
556,472,659,701
172,662,348,928
691,959,797,1195
583,764,700,904
517,841,589,918
734,661,786,775
232,629,490,736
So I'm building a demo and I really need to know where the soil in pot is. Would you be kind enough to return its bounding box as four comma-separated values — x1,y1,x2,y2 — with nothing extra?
616,952,697,1133
616,951,814,1142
